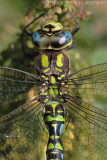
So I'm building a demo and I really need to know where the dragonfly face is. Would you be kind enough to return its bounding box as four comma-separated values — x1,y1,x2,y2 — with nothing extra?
32,21,73,50
42,21,63,33
0,6,107,160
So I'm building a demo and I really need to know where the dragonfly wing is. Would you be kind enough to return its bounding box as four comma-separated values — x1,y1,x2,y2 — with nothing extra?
0,67,41,103
0,97,48,160
62,63,107,160
67,63,107,110
63,100,107,160
0,67,42,116
0,67,48,159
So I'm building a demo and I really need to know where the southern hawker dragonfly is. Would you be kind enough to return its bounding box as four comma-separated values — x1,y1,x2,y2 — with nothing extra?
0,6,107,160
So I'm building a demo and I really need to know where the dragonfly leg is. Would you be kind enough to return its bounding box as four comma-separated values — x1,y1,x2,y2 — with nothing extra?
23,5,56,36
70,12,80,36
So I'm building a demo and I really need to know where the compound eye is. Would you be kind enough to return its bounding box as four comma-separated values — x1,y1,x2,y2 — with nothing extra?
51,31,72,49
32,31,41,47
32,30,49,49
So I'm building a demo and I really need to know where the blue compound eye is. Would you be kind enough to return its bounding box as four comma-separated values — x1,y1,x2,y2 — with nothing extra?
51,31,72,49
32,31,41,47
32,30,49,49
32,31,41,42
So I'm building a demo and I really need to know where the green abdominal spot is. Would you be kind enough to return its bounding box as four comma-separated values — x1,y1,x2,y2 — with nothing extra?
50,135,59,139
47,143,63,150
55,143,63,150
45,115,64,122
47,143,54,150
50,159,60,160
49,157,61,160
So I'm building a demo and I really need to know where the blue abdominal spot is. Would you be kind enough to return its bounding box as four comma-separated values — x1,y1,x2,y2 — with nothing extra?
59,124,64,135
61,153,63,160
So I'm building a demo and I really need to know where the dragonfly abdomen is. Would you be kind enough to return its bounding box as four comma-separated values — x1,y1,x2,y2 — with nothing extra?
44,101,64,160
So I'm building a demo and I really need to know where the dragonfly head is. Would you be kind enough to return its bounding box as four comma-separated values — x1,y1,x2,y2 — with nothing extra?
41,21,63,36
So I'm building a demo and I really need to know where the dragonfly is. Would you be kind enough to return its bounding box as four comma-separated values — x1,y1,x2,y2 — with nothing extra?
0,6,107,160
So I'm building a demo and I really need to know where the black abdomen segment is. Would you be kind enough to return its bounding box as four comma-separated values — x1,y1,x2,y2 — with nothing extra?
44,101,64,160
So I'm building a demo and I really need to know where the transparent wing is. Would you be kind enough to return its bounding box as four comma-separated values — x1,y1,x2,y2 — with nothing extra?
0,67,48,160
67,63,107,107
0,97,48,160
62,63,107,160
0,67,41,104
0,67,43,117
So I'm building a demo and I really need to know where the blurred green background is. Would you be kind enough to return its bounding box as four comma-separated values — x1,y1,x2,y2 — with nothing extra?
0,0,107,160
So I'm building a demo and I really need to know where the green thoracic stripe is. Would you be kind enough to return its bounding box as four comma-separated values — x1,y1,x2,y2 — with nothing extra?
41,75,48,80
49,88,59,97
56,54,64,67
54,88,59,95
61,82,65,85
40,92,47,95
42,83,47,86
42,54,49,67
50,76,56,84
55,67,63,72
58,74,65,80
49,88,55,96
43,68,50,73
44,99,49,102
